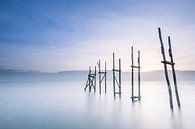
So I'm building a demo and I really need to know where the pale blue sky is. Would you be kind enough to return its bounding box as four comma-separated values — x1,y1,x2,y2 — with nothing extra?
0,0,195,72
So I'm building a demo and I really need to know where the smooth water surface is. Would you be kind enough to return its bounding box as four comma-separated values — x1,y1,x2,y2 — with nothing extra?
0,81,195,129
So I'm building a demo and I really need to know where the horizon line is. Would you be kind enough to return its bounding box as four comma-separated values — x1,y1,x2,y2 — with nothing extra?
1,68,195,74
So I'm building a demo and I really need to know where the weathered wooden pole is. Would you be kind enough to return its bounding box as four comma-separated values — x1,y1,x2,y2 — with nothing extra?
138,50,141,100
119,58,121,95
89,67,92,92
84,67,90,91
98,60,101,94
131,46,134,100
158,27,173,109
94,66,96,92
113,53,116,96
168,36,181,108
105,61,107,94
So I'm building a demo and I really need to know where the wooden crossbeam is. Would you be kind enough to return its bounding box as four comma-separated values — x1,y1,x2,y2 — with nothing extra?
131,96,141,99
113,69,120,72
161,61,175,65
131,65,141,68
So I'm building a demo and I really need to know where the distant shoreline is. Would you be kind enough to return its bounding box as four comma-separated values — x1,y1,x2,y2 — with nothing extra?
0,69,195,82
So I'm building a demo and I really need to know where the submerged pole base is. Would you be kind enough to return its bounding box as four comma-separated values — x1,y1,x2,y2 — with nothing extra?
114,92,122,97
131,96,141,101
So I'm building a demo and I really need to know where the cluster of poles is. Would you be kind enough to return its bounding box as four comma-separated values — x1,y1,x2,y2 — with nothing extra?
84,27,181,109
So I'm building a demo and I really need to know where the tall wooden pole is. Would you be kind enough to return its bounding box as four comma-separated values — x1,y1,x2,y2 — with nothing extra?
98,60,101,94
94,66,96,92
119,58,121,95
113,53,115,96
131,46,134,100
89,67,91,92
105,62,107,94
168,36,181,108
138,50,141,99
158,28,173,109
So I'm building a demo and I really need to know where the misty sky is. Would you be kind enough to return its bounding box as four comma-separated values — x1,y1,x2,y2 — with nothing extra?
0,0,195,72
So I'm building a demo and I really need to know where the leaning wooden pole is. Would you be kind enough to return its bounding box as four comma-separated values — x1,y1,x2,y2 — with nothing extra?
84,67,90,91
84,66,96,93
168,36,181,108
89,67,92,92
158,28,173,109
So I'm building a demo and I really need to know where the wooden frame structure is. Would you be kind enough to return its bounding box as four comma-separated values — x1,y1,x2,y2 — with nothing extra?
112,53,122,97
158,27,181,109
84,66,96,92
97,60,107,94
131,46,141,101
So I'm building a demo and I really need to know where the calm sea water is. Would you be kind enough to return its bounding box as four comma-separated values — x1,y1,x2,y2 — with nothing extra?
0,80,195,129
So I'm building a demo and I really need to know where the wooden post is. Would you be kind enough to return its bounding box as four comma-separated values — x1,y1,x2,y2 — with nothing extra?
158,27,173,109
105,62,107,94
85,67,90,91
98,60,101,94
138,50,141,100
89,67,91,92
113,53,116,96
94,66,96,92
168,36,181,108
131,47,134,100
119,58,121,96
